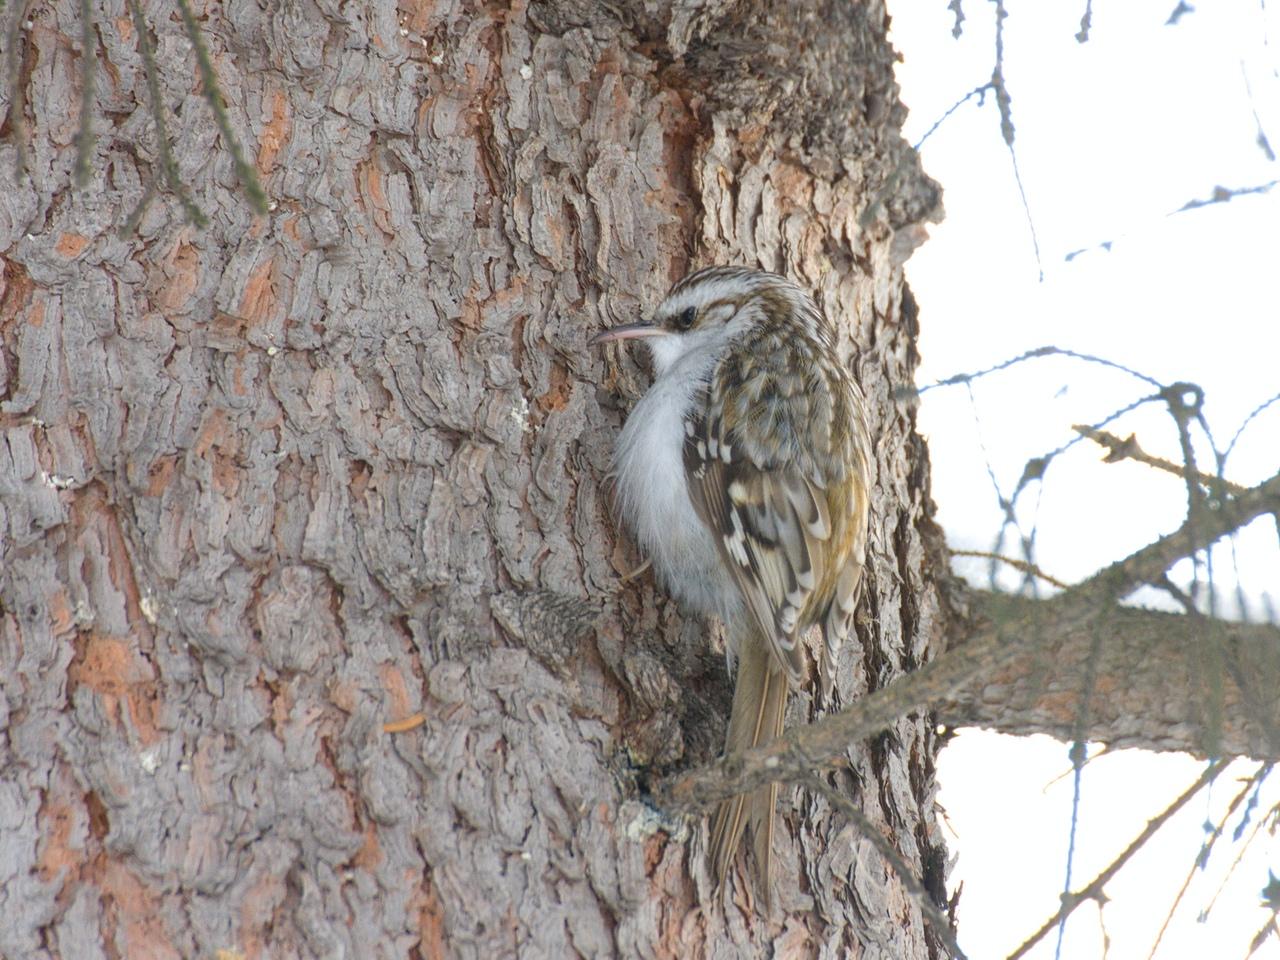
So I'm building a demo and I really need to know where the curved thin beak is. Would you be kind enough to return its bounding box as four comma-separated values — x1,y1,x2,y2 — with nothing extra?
589,322,668,346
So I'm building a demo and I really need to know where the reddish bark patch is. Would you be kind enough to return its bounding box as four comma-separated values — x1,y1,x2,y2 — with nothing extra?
237,256,277,327
399,0,435,35
48,587,75,637
36,801,81,883
56,232,90,258
349,458,372,498
1,258,35,329
156,238,201,314
379,662,415,720
74,634,133,698
358,159,395,237
269,676,295,733
416,878,447,960
85,790,109,842
230,356,251,398
69,633,159,743
329,680,359,714
146,454,177,496
256,90,291,176
193,408,233,458
769,161,815,215
238,869,287,960
102,861,182,960
352,823,383,871
654,89,699,281
535,361,571,414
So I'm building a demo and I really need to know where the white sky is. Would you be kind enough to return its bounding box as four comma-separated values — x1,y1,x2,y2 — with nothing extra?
888,2,1280,958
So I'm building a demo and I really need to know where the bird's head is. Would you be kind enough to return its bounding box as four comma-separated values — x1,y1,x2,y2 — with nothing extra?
590,266,828,376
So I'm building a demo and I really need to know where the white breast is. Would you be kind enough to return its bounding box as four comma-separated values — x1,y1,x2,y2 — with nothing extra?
613,348,738,623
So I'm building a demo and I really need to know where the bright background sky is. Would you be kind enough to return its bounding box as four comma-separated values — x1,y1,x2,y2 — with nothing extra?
888,2,1279,958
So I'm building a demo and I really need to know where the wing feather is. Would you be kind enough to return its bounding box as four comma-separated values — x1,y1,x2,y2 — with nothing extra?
684,409,825,683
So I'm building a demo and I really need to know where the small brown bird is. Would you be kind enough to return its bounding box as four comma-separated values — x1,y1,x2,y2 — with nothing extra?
593,266,872,905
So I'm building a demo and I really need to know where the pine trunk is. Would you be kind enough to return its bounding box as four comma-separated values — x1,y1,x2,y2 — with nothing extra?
0,1,948,956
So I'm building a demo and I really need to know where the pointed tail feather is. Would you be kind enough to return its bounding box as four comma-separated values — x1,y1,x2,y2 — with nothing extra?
709,634,789,906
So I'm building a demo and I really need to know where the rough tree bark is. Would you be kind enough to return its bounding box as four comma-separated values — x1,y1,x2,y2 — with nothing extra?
0,1,948,956
10,1,1275,959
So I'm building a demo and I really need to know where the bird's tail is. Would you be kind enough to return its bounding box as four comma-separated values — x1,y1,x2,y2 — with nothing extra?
708,632,789,907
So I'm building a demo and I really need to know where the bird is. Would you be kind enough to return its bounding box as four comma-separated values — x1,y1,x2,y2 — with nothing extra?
591,265,872,907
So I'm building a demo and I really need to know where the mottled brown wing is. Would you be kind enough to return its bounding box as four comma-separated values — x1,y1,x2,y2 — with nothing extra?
818,473,866,697
682,408,835,684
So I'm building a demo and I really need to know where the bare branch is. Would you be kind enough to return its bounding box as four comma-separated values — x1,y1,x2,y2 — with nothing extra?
1007,759,1229,960
920,345,1163,394
1068,180,1280,261
661,470,1280,813
942,581,1280,758
1074,425,1249,497
949,549,1071,589
1082,469,1280,602
1178,180,1278,213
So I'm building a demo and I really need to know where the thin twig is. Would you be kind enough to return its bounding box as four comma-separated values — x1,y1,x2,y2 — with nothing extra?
1007,759,1229,960
118,173,158,238
928,354,1169,603
1247,916,1280,957
804,773,966,960
1240,61,1276,162
990,0,1043,279
1074,425,1249,498
1065,180,1278,262
949,549,1071,590
1055,628,1105,960
1153,574,1197,614
913,82,992,151
1160,382,1211,613
1076,0,1093,43
922,345,1163,394
174,0,267,214
1177,180,1278,213
74,0,95,185
126,0,207,227
6,0,34,179
1086,469,1280,602
1144,764,1265,959
1224,390,1280,463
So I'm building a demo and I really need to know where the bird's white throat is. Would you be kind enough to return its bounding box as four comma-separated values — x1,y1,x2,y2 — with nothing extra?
613,336,740,623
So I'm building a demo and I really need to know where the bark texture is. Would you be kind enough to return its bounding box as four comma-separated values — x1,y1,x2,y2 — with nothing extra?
1,1,948,958
941,590,1280,760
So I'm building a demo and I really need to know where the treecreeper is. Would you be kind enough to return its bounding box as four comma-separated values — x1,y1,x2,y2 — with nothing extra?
592,266,873,908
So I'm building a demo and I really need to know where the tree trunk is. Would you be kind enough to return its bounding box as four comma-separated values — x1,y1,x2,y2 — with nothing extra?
1,1,948,957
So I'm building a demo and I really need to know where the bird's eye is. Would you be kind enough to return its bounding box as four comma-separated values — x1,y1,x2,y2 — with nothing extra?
673,307,697,331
